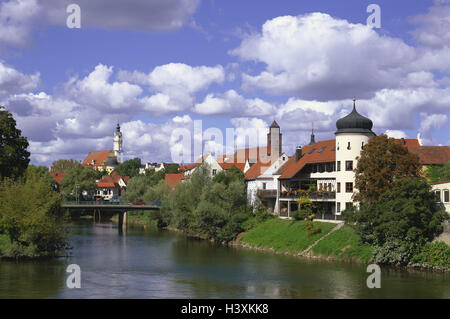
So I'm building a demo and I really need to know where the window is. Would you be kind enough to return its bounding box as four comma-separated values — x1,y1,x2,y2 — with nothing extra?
346,182,353,193
318,147,325,153
337,142,340,150
347,142,351,150
319,183,323,191
345,202,353,210
345,160,353,171
308,148,316,154
282,156,286,160
337,161,341,171
212,169,217,176
361,141,364,149
337,182,341,193
262,183,267,190
328,183,332,191
434,190,441,201
444,190,449,203
337,202,341,213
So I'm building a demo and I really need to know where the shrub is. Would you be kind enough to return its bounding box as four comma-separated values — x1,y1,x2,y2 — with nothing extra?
410,241,450,268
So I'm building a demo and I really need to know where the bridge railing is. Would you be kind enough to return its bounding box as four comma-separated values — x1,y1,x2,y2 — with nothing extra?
62,201,130,206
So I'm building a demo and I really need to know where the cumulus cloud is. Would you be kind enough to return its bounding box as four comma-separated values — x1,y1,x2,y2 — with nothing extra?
0,61,40,98
231,13,417,100
193,89,274,116
0,0,201,48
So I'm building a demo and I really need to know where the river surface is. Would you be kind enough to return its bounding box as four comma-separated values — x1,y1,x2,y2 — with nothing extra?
0,221,449,299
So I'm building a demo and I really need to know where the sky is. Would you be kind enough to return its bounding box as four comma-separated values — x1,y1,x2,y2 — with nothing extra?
0,0,449,165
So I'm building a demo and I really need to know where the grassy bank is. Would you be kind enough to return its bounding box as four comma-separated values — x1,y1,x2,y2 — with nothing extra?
111,211,159,229
239,219,336,253
311,225,373,262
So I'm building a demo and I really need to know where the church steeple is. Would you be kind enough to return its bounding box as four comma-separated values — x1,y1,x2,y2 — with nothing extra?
309,123,316,145
113,121,123,163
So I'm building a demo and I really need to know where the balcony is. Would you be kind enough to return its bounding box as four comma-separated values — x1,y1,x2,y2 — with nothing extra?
257,189,277,198
280,190,336,200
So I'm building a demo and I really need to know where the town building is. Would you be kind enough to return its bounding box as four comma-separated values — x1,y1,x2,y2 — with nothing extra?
94,172,129,201
83,123,123,173
431,181,450,214
245,99,450,219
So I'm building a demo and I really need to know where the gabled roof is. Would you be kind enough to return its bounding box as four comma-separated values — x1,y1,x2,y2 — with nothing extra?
394,138,420,147
50,172,65,184
96,182,117,188
83,150,113,167
245,161,271,180
407,146,450,165
97,172,129,187
165,173,184,188
179,163,198,172
278,139,336,179
219,162,246,171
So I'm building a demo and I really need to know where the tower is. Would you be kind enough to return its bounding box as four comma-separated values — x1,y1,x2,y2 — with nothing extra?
267,120,282,162
334,98,375,215
113,121,123,163
309,123,316,145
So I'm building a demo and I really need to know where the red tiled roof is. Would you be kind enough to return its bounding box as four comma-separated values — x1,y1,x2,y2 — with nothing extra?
83,150,113,167
50,171,65,184
218,146,280,164
278,140,336,179
165,173,184,188
96,182,117,188
179,163,198,172
245,162,271,180
407,146,450,165
394,138,420,147
97,172,129,186
219,162,246,171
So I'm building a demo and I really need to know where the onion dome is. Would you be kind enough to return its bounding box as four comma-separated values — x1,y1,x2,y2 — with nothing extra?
335,98,374,135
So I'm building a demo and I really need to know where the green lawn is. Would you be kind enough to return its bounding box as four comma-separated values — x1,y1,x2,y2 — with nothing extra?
0,234,10,255
311,225,373,262
239,219,336,253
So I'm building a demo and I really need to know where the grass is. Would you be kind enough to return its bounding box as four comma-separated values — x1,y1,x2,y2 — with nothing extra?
0,234,9,255
311,225,373,262
239,218,336,253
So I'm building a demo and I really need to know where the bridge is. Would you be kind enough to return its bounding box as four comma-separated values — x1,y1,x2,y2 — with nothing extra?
62,201,161,232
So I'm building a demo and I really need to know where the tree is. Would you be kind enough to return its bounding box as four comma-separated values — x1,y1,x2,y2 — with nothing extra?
354,134,422,202
163,163,180,174
426,161,450,183
351,177,447,265
59,164,97,200
0,107,30,180
50,159,79,172
0,169,67,258
114,158,141,178
26,165,55,189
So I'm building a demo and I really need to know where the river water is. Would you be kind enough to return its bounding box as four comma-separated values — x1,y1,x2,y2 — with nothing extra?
0,221,449,299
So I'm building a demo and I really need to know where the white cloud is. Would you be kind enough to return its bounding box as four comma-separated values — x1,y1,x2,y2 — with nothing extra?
0,61,40,98
193,89,274,116
384,130,407,139
231,13,417,100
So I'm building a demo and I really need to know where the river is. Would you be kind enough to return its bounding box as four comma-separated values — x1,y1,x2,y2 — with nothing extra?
0,220,449,299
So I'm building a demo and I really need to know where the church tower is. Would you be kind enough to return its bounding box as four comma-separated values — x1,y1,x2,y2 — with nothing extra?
335,99,375,215
267,120,282,162
114,121,123,163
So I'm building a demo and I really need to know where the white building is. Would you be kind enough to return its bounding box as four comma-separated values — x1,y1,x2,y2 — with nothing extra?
431,181,450,214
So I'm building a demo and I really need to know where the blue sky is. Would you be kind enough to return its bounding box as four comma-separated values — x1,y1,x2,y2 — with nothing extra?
0,0,448,165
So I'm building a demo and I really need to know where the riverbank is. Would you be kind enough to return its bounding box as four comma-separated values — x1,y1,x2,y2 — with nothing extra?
114,212,450,271
233,219,373,264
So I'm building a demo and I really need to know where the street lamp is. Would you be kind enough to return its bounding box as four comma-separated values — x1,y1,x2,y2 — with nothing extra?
76,184,80,204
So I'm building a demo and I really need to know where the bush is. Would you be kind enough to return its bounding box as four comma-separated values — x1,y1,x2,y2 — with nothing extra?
292,210,307,220
410,241,450,268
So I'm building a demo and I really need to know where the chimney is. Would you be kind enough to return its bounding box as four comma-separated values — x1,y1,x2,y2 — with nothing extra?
295,146,302,161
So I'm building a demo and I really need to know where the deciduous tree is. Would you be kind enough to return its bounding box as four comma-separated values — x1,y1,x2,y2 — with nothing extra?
354,134,421,202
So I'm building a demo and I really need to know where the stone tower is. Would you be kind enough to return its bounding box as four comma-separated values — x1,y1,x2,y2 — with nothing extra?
113,121,123,163
335,99,375,215
267,120,282,162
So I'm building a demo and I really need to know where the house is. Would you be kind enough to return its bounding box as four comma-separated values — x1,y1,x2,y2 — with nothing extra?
165,173,185,190
49,171,66,190
139,162,166,175
94,172,129,201
431,181,450,214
